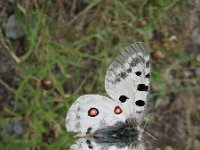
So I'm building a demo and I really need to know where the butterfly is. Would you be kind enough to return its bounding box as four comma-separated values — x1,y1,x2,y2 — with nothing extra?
66,42,151,150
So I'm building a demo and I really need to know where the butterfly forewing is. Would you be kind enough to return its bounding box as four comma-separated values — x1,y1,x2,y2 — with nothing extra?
105,42,151,124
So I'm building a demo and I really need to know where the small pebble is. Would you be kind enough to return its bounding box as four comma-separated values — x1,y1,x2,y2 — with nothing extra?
7,120,24,137
41,78,53,90
2,15,24,40
151,50,164,60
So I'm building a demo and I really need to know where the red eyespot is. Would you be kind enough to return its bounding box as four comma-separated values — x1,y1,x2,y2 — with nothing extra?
114,106,123,115
88,108,99,117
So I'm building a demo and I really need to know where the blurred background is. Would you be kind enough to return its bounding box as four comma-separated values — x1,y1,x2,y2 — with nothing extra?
0,0,200,150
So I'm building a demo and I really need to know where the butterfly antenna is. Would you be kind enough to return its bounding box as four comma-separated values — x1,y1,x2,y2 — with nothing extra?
142,109,158,140
143,118,148,129
144,130,158,140
143,109,152,129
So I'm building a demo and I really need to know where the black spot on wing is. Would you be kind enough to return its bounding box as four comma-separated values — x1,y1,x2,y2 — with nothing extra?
135,71,142,76
127,68,132,73
111,77,121,85
111,71,129,85
86,140,93,149
135,100,145,106
145,73,150,78
119,72,128,79
136,110,143,114
86,127,92,135
137,55,145,63
130,57,140,67
137,84,148,91
146,60,151,68
119,95,129,103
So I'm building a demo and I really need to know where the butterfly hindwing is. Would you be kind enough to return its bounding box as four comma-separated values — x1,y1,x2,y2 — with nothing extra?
105,42,151,124
70,138,145,150
70,138,101,150
66,95,126,136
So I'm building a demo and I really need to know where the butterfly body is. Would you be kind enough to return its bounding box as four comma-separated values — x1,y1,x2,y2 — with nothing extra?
66,42,151,150
93,120,142,145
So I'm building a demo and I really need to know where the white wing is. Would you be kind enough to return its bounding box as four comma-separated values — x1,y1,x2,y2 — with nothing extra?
66,95,126,136
105,42,151,124
70,138,101,150
70,138,145,150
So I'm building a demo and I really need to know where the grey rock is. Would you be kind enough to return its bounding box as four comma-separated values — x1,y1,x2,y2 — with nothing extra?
2,15,24,40
191,28,200,45
7,120,25,137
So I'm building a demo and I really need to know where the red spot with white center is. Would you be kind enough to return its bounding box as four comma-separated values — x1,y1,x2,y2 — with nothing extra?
88,108,99,117
114,106,123,114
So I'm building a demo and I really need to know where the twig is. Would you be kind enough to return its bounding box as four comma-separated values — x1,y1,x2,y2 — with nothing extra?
163,0,182,11
0,78,26,102
67,4,95,26
0,31,21,64
0,78,16,94
70,0,77,17
0,2,21,64
3,106,21,117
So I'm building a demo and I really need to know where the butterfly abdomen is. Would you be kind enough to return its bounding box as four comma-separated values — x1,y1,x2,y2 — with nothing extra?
93,121,141,147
